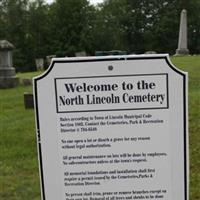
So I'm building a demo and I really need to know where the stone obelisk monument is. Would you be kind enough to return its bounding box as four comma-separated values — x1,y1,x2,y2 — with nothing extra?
0,40,19,88
176,9,189,55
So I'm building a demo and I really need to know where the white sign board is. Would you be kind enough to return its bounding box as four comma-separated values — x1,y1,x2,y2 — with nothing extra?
34,55,188,200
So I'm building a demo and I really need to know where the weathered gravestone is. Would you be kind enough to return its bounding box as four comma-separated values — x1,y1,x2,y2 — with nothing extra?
176,9,189,55
75,51,87,57
0,40,18,88
46,55,56,66
34,54,188,200
24,92,34,109
36,58,44,71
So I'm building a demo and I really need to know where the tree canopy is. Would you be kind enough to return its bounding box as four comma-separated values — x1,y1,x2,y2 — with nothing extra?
0,0,199,71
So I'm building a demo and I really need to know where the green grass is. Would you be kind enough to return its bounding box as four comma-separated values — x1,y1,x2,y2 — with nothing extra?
0,85,40,200
172,56,200,199
0,56,200,200
17,71,42,79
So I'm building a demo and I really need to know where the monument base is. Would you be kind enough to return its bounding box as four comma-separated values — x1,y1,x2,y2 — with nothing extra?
0,76,19,88
0,67,16,77
175,48,189,56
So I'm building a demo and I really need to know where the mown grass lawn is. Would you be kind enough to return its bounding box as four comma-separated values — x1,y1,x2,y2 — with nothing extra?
0,56,199,200
171,56,200,200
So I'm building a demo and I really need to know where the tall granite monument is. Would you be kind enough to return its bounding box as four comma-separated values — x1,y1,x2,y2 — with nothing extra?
176,9,189,55
0,40,18,88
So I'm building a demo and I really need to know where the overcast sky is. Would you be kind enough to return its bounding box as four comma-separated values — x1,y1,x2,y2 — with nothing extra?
45,0,104,5
88,0,104,5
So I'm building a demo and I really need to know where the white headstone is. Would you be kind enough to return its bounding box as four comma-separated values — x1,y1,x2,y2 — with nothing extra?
35,58,44,71
34,55,188,200
176,9,189,55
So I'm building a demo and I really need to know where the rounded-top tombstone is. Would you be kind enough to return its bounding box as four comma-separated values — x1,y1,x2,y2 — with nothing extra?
0,40,18,88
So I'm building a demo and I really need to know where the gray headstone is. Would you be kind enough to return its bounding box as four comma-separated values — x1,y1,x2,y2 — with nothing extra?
35,58,44,71
46,55,56,66
0,40,19,88
22,78,32,86
75,51,87,57
176,9,189,55
144,51,157,54
24,93,34,109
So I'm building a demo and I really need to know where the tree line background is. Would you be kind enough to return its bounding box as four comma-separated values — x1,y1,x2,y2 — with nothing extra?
0,0,199,72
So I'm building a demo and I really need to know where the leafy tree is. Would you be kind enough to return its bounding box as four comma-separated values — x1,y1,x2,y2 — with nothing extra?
187,0,200,54
1,0,30,71
89,0,128,52
27,0,50,58
91,0,200,54
0,0,199,72
48,0,94,56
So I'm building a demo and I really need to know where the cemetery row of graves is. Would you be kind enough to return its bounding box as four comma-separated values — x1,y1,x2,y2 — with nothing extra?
0,0,200,72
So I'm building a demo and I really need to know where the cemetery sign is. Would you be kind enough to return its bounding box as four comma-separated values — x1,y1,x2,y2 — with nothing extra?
34,54,188,200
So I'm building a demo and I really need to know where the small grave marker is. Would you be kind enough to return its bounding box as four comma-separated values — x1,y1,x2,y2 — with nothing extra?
35,58,44,71
24,93,34,109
